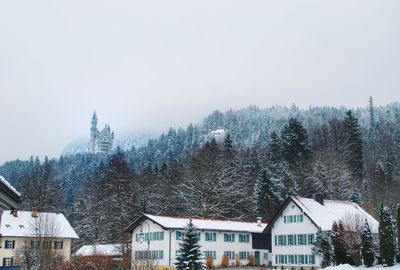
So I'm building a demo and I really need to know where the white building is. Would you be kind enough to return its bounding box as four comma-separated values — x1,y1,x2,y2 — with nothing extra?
0,209,79,267
265,195,378,269
125,214,269,268
89,112,114,154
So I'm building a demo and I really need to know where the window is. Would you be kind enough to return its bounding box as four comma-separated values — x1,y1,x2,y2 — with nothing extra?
176,231,183,240
283,214,304,223
224,233,235,242
54,241,63,250
278,255,285,264
224,251,235,260
205,232,217,242
297,255,305,264
307,234,315,245
239,251,250,260
30,241,40,249
309,255,316,265
263,253,268,260
136,250,163,260
5,224,10,229
4,240,15,249
43,241,51,249
239,234,250,243
203,251,216,260
288,235,296,245
19,225,25,229
2,258,13,267
288,255,295,264
137,231,165,242
277,235,286,246
297,234,307,245
151,250,164,260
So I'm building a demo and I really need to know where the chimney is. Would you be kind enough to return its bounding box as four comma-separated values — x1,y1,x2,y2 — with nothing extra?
11,208,18,217
256,217,262,227
31,208,38,218
315,194,324,205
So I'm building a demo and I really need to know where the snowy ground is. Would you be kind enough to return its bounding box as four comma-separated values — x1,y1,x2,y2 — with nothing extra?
325,264,400,270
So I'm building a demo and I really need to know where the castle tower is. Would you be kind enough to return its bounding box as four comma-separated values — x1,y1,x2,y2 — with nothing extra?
90,112,98,153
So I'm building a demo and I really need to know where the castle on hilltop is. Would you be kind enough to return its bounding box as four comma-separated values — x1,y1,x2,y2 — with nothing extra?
89,112,114,154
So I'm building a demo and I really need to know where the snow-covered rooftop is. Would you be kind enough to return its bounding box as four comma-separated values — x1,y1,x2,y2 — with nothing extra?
0,210,79,239
75,244,122,257
0,175,21,197
143,214,267,233
292,196,379,232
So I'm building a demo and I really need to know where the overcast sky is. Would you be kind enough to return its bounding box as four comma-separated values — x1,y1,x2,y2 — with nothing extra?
0,0,399,163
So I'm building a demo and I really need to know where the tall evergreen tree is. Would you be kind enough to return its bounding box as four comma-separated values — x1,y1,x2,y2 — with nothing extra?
253,168,283,219
280,118,312,166
343,110,363,185
361,219,375,267
175,220,205,270
331,221,347,265
378,203,395,266
268,131,282,164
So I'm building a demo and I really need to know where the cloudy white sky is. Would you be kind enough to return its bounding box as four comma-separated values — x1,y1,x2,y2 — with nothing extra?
0,0,399,163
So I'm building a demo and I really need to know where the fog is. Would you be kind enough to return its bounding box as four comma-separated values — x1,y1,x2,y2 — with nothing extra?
0,0,399,163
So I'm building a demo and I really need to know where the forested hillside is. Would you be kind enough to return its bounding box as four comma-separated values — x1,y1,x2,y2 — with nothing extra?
1,98,400,248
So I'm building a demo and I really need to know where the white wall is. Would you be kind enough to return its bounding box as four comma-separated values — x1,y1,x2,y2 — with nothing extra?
131,218,269,268
271,200,321,267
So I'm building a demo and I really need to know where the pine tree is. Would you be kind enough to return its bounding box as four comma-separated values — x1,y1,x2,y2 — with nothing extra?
361,219,375,267
378,203,395,266
312,229,333,268
280,118,312,166
343,110,363,185
253,168,283,219
331,221,347,265
268,131,282,164
175,220,205,270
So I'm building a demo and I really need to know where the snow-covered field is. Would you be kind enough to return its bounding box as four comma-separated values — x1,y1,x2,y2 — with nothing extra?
325,264,400,270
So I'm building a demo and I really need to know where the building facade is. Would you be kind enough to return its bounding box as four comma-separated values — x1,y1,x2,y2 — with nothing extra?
0,210,79,267
89,112,114,154
125,214,269,269
265,196,379,269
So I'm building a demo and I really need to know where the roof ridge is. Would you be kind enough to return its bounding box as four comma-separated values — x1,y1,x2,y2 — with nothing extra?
145,214,265,224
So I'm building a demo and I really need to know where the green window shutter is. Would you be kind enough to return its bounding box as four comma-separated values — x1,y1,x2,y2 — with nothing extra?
274,235,277,246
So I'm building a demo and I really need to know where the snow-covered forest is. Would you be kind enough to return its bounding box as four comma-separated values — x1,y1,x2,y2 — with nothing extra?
1,98,400,247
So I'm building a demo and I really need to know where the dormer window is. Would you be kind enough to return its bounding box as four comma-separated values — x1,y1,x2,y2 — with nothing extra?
5,225,10,229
